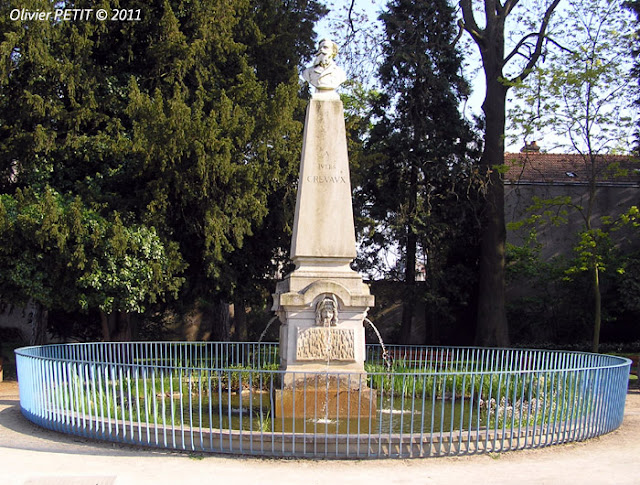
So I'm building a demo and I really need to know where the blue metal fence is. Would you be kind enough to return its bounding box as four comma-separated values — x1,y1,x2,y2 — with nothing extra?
15,343,630,458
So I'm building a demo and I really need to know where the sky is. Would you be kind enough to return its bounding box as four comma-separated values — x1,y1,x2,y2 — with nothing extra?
313,0,637,155
314,0,487,131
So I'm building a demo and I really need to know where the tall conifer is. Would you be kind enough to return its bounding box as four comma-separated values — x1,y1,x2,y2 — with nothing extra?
362,0,479,344
0,0,325,339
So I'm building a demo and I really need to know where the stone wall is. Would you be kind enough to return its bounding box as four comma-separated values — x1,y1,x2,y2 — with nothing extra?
505,182,639,260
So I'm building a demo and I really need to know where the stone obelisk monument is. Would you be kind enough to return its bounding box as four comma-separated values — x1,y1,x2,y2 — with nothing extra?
272,39,375,417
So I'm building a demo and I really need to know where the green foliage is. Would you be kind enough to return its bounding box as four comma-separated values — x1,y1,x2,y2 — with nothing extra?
506,201,637,284
361,0,479,267
508,0,635,153
564,206,639,279
365,362,586,430
619,252,640,314
626,0,640,151
220,363,279,391
77,221,185,314
506,196,572,232
0,187,185,315
0,0,325,337
352,0,481,344
506,206,640,346
565,228,613,276
507,0,636,351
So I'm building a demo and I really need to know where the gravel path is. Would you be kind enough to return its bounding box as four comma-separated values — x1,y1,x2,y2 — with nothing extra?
1,381,639,485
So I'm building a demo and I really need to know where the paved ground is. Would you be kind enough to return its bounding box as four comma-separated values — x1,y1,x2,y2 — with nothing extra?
1,380,639,485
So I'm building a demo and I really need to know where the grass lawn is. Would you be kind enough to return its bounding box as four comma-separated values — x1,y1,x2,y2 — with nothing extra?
614,353,640,388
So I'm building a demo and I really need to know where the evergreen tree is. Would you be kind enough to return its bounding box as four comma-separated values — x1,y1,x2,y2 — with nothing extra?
360,0,480,344
0,0,325,339
0,187,185,342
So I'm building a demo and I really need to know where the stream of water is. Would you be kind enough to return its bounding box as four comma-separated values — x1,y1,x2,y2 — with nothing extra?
364,317,392,371
257,315,279,343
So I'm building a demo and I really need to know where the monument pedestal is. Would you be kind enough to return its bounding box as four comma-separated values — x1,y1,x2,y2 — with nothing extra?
273,273,376,418
272,93,375,418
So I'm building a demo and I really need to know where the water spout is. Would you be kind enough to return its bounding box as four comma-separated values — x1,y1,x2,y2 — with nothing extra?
364,318,392,371
258,315,279,343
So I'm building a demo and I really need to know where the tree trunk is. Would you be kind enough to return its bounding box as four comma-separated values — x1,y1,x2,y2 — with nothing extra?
209,300,231,341
475,65,510,347
586,175,601,354
592,265,601,353
424,253,440,346
460,0,560,347
423,291,440,346
400,162,419,344
231,299,248,342
30,302,48,345
100,311,134,341
100,312,111,341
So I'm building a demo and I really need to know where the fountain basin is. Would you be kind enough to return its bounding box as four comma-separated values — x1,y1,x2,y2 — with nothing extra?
275,373,376,418
14,342,631,458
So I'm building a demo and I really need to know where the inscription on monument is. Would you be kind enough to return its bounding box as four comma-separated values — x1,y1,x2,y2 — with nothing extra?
305,175,347,183
305,159,346,184
296,327,356,361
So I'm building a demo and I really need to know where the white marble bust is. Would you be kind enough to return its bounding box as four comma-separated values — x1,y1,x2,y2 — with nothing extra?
302,39,347,91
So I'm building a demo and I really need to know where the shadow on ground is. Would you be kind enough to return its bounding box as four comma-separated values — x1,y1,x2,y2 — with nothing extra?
0,384,217,459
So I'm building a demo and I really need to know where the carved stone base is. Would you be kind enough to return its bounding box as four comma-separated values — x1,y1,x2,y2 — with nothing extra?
296,327,355,361
273,278,373,374
274,376,377,419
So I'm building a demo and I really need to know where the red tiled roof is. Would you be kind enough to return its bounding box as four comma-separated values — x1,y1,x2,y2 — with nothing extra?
504,152,640,184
